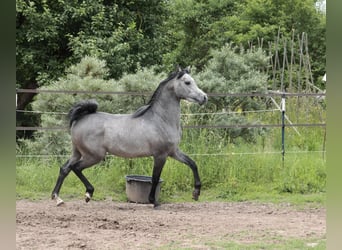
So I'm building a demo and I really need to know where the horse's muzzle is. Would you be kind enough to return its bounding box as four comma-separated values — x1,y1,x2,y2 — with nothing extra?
199,94,208,105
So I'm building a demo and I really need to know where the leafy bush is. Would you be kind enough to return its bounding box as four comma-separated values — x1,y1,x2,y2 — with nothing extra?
193,44,270,142
197,44,269,108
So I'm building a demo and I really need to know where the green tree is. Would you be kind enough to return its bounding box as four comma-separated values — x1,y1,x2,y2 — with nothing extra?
161,0,239,72
16,0,167,136
233,0,326,82
161,0,325,81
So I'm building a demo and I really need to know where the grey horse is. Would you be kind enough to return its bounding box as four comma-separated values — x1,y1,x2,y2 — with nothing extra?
51,67,208,207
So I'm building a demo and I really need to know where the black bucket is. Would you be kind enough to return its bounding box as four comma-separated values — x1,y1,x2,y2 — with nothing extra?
125,175,163,204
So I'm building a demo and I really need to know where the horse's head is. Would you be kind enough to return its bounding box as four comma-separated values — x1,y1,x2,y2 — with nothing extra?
172,66,208,105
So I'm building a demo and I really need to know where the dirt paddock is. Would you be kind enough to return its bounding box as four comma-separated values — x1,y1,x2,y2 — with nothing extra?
16,199,325,249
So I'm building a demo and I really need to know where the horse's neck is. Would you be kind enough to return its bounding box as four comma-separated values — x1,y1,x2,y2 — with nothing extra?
152,92,181,128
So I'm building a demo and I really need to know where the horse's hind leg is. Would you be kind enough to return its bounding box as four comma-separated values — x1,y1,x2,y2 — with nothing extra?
51,159,75,206
71,155,103,203
52,147,82,205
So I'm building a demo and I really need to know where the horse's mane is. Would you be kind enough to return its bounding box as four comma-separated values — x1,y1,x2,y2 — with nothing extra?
132,68,189,118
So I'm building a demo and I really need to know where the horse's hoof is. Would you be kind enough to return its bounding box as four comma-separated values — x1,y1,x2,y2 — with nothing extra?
153,203,161,209
85,192,91,203
52,193,64,206
56,197,64,206
149,197,155,205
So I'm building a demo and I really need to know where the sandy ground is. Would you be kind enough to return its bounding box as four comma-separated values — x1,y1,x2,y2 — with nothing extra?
16,199,325,249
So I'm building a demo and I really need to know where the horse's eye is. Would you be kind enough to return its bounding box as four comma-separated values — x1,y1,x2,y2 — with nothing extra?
185,81,191,85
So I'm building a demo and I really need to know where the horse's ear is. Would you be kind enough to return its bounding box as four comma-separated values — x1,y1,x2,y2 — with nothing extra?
176,65,182,72
185,66,191,73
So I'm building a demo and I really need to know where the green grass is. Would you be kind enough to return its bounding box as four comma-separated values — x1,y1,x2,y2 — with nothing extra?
16,145,326,207
156,237,326,250
16,128,326,206
206,238,326,250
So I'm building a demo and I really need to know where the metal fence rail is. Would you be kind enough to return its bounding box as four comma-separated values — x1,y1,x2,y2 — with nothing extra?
16,89,326,161
16,89,326,130
16,88,326,97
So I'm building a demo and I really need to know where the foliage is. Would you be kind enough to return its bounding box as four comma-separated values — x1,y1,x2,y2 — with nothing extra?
16,0,167,132
16,0,166,85
197,44,269,97
116,66,165,113
66,0,167,79
192,44,269,142
16,0,325,85
161,0,325,81
161,0,239,71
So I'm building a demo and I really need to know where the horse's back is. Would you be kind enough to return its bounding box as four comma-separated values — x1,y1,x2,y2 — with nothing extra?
102,114,166,157
70,112,125,157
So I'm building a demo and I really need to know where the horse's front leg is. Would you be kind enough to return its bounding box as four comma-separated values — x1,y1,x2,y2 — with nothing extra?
149,155,167,208
171,149,201,201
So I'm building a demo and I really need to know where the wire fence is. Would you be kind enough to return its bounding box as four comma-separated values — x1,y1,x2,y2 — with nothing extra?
16,89,326,131
16,88,326,97
16,89,326,159
16,150,326,159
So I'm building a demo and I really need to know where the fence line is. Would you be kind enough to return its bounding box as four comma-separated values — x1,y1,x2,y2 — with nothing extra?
16,89,326,139
16,90,326,131
16,108,279,116
15,123,326,131
16,150,326,159
184,123,326,129
16,110,68,115
16,90,326,161
16,88,326,97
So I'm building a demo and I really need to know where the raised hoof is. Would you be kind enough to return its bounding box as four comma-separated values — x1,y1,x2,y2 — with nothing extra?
85,192,91,203
192,189,200,201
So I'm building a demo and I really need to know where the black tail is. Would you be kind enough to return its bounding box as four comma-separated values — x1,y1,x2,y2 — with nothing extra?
68,99,98,128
